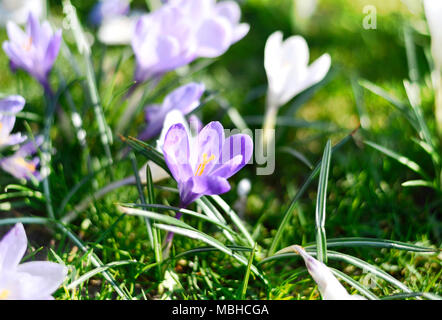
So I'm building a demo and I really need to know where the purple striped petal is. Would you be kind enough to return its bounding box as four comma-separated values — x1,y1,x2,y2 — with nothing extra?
163,123,193,183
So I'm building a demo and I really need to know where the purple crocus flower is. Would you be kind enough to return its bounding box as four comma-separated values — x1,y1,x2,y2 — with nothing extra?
0,223,67,300
2,13,62,91
0,135,43,181
89,0,130,26
132,0,249,83
139,82,205,141
163,121,253,208
0,95,26,148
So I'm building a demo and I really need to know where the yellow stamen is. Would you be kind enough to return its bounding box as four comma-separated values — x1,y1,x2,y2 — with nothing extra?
194,153,215,176
0,289,10,300
14,157,36,173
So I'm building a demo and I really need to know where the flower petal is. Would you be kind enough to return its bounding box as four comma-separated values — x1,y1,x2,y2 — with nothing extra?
0,223,27,272
162,82,205,115
44,29,62,71
216,1,241,24
195,17,232,58
213,133,253,179
0,95,25,114
293,245,366,300
179,175,231,207
194,121,224,174
156,109,190,152
15,261,67,299
163,123,193,183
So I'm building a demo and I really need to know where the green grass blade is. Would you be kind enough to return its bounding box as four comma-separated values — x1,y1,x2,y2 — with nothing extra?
330,268,379,300
145,163,163,266
279,147,314,170
120,136,170,172
381,292,441,300
153,223,268,284
62,0,114,173
364,140,428,179
174,246,253,259
67,260,137,290
315,140,332,263
196,197,237,244
209,195,255,247
304,237,439,252
402,180,437,189
118,204,239,237
239,243,257,299
260,250,413,293
129,152,154,246
268,131,354,256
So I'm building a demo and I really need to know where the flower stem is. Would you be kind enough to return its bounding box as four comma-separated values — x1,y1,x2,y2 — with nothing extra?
435,72,442,136
262,99,279,149
42,81,56,220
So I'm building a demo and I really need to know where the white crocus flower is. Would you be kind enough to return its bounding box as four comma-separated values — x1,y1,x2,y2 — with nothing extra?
0,0,44,26
0,223,67,300
423,0,442,134
264,31,331,109
294,0,318,22
424,0,442,71
262,31,331,146
98,12,143,46
290,245,366,300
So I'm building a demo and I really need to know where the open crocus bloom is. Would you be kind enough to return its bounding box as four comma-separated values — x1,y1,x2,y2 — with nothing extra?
264,31,331,108
139,82,205,141
163,120,253,208
89,0,130,26
0,95,26,148
0,0,43,26
0,135,43,181
2,13,62,90
291,245,366,300
132,0,249,83
0,223,67,300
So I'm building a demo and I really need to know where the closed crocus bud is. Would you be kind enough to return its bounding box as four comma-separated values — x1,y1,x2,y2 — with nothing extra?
264,31,331,109
262,31,330,146
292,245,366,300
0,223,67,300
0,0,44,26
